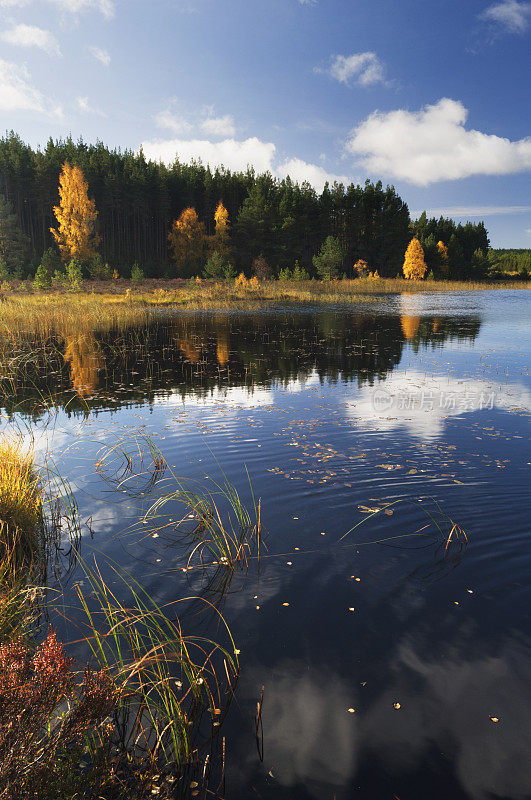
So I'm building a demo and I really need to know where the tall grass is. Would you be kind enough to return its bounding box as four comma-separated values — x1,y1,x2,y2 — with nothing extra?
95,434,263,571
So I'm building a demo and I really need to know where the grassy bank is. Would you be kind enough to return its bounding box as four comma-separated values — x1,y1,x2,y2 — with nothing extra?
0,276,529,324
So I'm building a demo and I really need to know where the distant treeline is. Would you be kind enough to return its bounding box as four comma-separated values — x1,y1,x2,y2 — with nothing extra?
488,249,531,274
0,132,491,279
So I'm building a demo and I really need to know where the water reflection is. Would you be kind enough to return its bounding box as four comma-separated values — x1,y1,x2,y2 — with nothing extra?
0,308,482,417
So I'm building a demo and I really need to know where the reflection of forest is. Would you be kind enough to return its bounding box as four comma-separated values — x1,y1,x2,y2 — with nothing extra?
0,310,482,416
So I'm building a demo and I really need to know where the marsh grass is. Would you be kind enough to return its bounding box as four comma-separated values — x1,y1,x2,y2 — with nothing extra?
66,559,239,797
95,434,263,571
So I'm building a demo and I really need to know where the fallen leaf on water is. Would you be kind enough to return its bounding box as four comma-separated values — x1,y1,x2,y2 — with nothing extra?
393,702,401,710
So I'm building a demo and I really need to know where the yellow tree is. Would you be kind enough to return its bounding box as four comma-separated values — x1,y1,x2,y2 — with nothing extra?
437,240,449,274
403,238,427,280
168,207,207,274
212,201,230,258
50,163,100,262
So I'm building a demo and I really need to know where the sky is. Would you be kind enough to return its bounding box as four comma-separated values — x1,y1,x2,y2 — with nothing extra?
0,0,530,247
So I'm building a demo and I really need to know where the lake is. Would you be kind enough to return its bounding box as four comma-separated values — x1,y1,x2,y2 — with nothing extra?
3,290,530,799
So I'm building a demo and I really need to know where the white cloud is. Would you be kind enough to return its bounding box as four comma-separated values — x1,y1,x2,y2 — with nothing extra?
141,135,350,192
481,0,531,33
320,52,386,87
89,45,111,66
0,24,61,56
200,114,236,137
51,0,114,17
0,58,62,116
156,104,235,138
346,98,531,185
346,369,531,441
0,0,114,14
76,95,105,115
411,205,531,217
155,109,192,135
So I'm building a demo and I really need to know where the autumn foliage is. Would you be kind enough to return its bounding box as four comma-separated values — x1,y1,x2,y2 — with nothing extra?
213,201,230,258
50,163,100,263
168,207,207,273
0,629,117,797
403,238,427,280
437,240,449,273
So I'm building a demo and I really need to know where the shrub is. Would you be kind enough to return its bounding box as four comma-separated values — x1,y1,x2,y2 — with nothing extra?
235,272,247,287
292,261,310,281
33,248,61,290
252,255,272,280
131,262,144,283
65,259,83,291
278,267,292,281
353,258,370,278
88,254,112,281
204,251,227,280
0,629,117,799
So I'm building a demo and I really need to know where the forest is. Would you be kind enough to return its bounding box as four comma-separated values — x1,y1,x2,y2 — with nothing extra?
0,131,495,280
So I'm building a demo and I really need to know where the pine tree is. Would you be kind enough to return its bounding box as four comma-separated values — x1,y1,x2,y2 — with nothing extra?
0,194,28,276
403,238,427,280
312,236,344,281
50,163,100,263
168,207,207,274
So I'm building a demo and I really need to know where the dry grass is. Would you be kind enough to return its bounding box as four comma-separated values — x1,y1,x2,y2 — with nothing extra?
0,436,43,568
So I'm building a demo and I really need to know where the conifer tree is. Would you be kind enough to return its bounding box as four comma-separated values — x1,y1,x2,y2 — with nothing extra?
50,163,100,263
0,194,28,276
403,238,427,280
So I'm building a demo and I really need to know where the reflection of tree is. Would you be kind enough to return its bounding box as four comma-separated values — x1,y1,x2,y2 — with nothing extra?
63,328,104,396
401,314,421,340
0,309,483,417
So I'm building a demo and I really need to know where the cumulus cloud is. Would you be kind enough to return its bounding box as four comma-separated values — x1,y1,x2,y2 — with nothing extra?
0,24,61,56
319,52,386,87
346,98,531,185
481,0,531,33
0,58,62,116
89,45,111,66
141,135,351,192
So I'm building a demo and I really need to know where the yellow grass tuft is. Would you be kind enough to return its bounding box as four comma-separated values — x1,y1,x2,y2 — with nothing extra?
0,436,43,565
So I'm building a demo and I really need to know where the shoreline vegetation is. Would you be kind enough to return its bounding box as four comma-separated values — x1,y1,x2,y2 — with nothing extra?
0,276,529,320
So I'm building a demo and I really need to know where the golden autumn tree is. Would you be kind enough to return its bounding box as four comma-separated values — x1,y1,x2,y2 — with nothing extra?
437,240,449,274
168,207,207,274
50,163,100,262
212,201,230,258
403,238,427,280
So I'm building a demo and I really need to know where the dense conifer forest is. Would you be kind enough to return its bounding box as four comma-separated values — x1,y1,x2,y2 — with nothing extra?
0,132,501,279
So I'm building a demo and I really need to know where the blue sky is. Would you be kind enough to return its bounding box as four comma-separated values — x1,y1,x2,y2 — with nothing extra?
0,0,530,246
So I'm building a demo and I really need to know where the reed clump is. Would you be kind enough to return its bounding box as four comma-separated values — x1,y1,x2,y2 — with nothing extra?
0,436,44,571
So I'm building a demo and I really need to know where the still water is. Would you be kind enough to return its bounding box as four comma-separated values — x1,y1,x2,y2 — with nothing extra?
4,290,530,799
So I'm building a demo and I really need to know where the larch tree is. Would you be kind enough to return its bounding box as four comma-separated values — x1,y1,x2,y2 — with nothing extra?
168,207,207,274
403,238,427,280
50,163,100,263
213,201,230,258
437,240,449,274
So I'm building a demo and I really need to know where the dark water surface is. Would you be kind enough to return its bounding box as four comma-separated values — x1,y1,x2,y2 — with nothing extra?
4,290,531,799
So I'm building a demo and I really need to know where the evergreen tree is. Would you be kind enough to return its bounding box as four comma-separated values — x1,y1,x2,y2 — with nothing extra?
312,236,344,281
0,193,28,276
